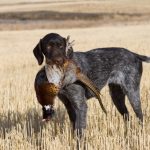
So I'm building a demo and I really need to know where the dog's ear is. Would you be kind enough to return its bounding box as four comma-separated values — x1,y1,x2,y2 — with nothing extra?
33,39,44,65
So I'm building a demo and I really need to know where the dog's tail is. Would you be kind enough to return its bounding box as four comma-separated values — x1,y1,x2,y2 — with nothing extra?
136,54,150,63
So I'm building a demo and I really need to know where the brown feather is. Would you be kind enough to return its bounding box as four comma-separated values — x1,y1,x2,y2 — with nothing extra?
35,83,59,106
76,72,107,114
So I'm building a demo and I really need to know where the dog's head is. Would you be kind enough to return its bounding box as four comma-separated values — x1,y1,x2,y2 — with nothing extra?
33,33,74,66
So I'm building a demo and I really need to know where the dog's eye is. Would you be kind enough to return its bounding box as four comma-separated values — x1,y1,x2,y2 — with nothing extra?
47,45,51,50
59,45,63,49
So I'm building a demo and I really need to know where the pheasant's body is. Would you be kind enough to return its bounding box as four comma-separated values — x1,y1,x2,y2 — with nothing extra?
34,60,106,121
35,61,71,106
35,82,59,106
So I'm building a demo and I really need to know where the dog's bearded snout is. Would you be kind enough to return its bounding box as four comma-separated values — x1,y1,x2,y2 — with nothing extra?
53,57,65,66
46,55,65,66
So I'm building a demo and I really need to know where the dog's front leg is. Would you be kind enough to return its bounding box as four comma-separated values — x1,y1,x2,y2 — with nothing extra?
72,99,87,150
60,84,88,139
73,99,87,139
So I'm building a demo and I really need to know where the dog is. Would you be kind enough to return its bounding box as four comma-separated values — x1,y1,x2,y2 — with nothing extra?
33,33,150,137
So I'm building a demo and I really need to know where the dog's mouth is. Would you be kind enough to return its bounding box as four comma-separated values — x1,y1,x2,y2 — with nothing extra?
45,57,66,67
45,58,53,65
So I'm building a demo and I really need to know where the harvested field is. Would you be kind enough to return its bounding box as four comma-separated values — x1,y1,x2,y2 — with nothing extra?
0,24,150,149
0,0,150,30
0,0,150,149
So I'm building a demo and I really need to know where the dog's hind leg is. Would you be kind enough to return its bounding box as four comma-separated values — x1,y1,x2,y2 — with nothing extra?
124,64,143,123
126,88,143,123
109,83,129,121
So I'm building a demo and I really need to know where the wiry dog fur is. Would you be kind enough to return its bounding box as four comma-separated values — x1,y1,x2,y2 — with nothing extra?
34,33,150,136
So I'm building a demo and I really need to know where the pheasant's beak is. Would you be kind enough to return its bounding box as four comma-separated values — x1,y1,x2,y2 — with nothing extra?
42,105,55,122
42,118,51,122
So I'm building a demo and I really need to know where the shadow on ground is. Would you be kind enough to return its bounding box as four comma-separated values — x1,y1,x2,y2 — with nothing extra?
0,107,67,146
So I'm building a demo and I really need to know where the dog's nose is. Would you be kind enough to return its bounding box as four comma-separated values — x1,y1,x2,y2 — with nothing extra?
54,57,64,65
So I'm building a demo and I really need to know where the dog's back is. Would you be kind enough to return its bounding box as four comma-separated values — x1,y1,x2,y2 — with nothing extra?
73,47,150,88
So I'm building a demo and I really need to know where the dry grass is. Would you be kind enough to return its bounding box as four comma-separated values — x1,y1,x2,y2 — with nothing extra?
1,0,150,30
0,0,150,14
0,24,150,149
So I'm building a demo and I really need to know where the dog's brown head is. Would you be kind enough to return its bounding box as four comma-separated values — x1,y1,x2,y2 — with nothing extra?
33,33,73,66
